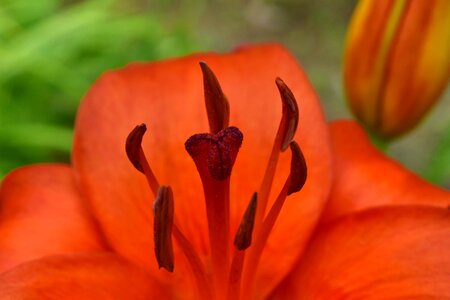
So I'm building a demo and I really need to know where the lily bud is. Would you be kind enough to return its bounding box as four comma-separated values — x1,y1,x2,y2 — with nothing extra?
343,0,450,139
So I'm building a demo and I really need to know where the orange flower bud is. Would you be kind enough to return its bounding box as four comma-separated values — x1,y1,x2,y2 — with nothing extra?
343,0,450,139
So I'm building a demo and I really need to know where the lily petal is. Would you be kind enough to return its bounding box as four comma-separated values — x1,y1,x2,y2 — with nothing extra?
270,206,450,298
0,164,106,273
0,253,168,299
73,44,331,291
321,120,450,222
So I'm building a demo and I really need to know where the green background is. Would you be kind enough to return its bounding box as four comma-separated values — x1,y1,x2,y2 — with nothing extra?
0,0,449,187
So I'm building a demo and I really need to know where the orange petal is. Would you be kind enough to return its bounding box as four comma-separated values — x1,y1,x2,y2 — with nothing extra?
321,120,450,222
0,253,168,299
0,164,106,273
270,206,450,298
73,44,331,292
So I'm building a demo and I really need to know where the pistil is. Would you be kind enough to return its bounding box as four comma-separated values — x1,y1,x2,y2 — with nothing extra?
185,126,243,296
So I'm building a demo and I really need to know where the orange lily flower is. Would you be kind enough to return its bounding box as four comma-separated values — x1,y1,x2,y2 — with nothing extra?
344,0,450,139
0,45,449,299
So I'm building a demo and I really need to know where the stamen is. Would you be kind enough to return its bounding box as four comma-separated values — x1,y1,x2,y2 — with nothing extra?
258,142,307,247
227,193,258,300
200,62,230,134
172,225,213,300
227,250,245,300
154,186,213,298
126,124,160,195
243,141,307,298
185,126,243,294
255,78,300,231
153,186,175,272
275,78,299,151
234,193,258,250
127,124,214,298
125,124,147,173
287,141,307,195
126,66,306,299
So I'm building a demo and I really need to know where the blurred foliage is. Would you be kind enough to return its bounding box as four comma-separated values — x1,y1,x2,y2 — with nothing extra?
0,0,202,178
424,122,450,187
0,0,448,186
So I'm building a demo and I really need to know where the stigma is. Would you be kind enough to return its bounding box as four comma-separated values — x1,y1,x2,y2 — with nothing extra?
125,62,307,300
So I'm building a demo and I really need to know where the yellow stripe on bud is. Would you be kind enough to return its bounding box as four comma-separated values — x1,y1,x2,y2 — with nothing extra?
344,0,449,139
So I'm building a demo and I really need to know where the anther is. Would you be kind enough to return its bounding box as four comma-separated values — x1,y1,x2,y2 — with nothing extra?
125,124,147,173
275,78,299,151
153,186,175,272
234,193,258,250
255,78,300,230
243,141,307,298
200,62,230,134
287,141,307,195
125,124,160,195
228,193,257,300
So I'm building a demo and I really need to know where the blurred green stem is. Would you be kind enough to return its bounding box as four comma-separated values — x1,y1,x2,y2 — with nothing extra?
368,130,390,153
423,122,450,187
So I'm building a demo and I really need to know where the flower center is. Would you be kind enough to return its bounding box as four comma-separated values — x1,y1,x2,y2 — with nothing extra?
125,62,307,300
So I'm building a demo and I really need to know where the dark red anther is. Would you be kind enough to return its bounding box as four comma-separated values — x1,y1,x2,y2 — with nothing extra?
153,186,175,272
125,124,147,173
185,126,243,181
287,141,307,195
275,78,299,151
200,62,230,134
234,193,258,250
